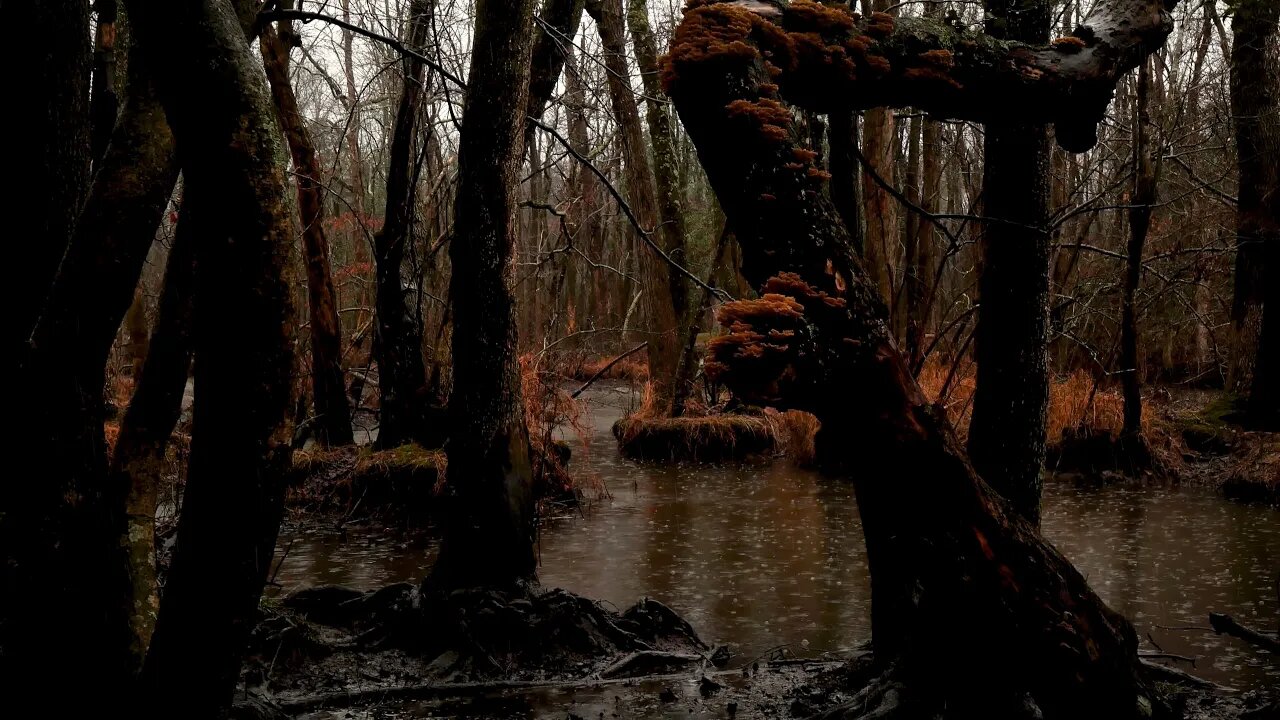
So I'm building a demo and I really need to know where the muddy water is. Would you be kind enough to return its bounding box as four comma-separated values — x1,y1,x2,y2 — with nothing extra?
274,383,1279,690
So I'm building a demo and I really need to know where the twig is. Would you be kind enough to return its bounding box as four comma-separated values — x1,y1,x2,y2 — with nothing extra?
571,342,649,399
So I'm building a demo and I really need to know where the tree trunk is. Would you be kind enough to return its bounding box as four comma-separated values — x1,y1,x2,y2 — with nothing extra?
426,0,539,591
666,2,1174,715
1230,0,1280,426
373,0,437,449
1122,58,1159,438
586,0,683,416
91,0,121,167
628,0,695,412
828,112,864,251
110,213,196,668
861,104,897,305
129,0,296,712
3,14,174,709
967,0,1052,526
7,0,91,359
262,14,355,447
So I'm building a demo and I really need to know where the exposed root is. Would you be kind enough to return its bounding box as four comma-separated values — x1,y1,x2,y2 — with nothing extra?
245,582,712,704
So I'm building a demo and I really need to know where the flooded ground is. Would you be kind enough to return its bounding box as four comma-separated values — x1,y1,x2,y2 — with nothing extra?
273,383,1279,693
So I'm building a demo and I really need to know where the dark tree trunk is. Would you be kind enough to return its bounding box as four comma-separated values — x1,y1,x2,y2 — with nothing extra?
262,14,355,447
666,2,1174,715
586,0,683,415
1230,0,1280,426
3,13,174,709
91,0,121,167
967,0,1051,526
7,0,91,357
374,0,437,449
129,0,296,712
526,0,586,137
110,214,195,668
426,0,539,591
1122,58,1159,438
828,110,864,253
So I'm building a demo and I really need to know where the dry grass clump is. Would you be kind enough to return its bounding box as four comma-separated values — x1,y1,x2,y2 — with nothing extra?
614,412,778,463
1221,433,1280,505
287,444,445,523
559,352,650,384
916,356,1184,476
767,409,820,467
521,353,600,502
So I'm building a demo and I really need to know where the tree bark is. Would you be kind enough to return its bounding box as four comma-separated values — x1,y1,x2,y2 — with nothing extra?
426,0,539,591
373,0,438,449
667,1,1175,715
262,14,355,447
91,0,121,167
828,110,864,253
110,213,196,668
129,0,296,712
628,0,695,413
7,0,91,358
1230,0,1280,427
1122,58,1159,437
3,15,174,709
967,0,1052,526
586,0,683,415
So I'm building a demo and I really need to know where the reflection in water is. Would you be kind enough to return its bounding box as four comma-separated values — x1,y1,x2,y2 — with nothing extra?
274,383,1279,689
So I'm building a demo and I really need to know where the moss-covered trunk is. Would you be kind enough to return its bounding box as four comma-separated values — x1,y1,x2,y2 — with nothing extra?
109,212,195,668
426,0,540,591
129,0,296,711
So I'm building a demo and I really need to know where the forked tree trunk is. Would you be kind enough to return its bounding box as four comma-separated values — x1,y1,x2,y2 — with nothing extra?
129,0,297,712
110,213,196,668
426,0,540,591
262,14,355,447
374,0,437,449
968,0,1052,525
586,0,683,415
4,18,176,710
666,2,1176,715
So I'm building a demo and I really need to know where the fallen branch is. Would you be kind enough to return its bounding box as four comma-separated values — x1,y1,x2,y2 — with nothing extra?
571,342,649,398
1208,612,1280,654
1139,660,1232,692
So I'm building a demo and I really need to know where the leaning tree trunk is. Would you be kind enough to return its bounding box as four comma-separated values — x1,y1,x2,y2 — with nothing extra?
666,2,1177,716
1230,0,1280,427
262,14,355,447
586,0,683,416
129,0,297,712
1122,58,1160,438
425,0,539,591
967,0,1052,526
109,212,196,668
373,0,438,449
4,16,177,709
90,0,120,167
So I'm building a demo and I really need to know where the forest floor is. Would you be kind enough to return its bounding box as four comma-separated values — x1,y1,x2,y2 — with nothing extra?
231,582,1277,720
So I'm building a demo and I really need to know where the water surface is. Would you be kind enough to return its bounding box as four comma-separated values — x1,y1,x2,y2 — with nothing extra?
274,383,1279,689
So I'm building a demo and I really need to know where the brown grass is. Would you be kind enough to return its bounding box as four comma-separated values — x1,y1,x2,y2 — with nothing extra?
614,413,778,462
521,353,601,501
560,352,650,384
916,356,1184,475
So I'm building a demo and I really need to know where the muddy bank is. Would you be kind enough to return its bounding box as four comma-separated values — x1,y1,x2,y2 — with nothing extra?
234,587,1275,720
